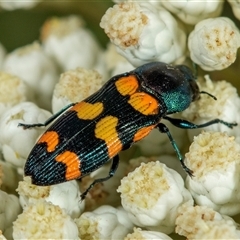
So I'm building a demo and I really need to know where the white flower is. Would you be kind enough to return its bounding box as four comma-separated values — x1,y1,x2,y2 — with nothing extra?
0,102,51,174
100,2,186,67
44,181,84,218
0,190,21,238
176,202,240,239
52,67,103,113
117,161,193,234
227,0,240,21
0,72,29,115
12,200,79,239
41,15,105,74
181,75,240,142
125,227,173,240
125,156,186,181
2,42,59,110
188,17,240,71
161,0,223,25
75,205,133,240
0,0,40,10
185,131,240,216
17,177,84,219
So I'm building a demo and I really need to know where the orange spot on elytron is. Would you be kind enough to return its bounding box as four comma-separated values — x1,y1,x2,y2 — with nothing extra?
133,125,156,142
38,131,59,152
55,151,81,180
71,102,103,120
128,92,159,115
115,75,139,96
95,116,122,158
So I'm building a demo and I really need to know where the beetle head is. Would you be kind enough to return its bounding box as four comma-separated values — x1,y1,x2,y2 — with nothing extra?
134,62,200,114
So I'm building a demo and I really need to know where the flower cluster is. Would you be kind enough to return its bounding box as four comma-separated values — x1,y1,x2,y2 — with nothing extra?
0,1,240,239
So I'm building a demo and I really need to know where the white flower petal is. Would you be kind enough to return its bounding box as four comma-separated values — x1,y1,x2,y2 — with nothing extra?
100,2,186,66
188,17,240,71
185,131,240,216
117,161,193,234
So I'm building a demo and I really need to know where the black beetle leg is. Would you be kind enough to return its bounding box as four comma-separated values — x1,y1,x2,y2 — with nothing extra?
18,103,76,129
80,155,120,200
157,123,193,177
163,116,237,129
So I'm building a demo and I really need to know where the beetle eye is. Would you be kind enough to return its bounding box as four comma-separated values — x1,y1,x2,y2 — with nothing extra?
189,80,200,101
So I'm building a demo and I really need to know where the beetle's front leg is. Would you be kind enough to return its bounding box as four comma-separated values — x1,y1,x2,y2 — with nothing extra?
163,116,237,129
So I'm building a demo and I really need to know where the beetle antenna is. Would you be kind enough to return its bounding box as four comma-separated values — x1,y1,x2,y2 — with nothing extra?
191,62,217,101
200,91,217,100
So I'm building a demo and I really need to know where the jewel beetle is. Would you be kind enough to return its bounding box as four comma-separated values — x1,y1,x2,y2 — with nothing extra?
19,62,237,199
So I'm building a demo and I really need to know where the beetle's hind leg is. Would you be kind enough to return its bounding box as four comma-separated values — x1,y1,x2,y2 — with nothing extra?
80,155,120,201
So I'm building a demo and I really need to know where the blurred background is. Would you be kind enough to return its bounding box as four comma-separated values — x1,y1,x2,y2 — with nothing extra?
0,1,113,51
